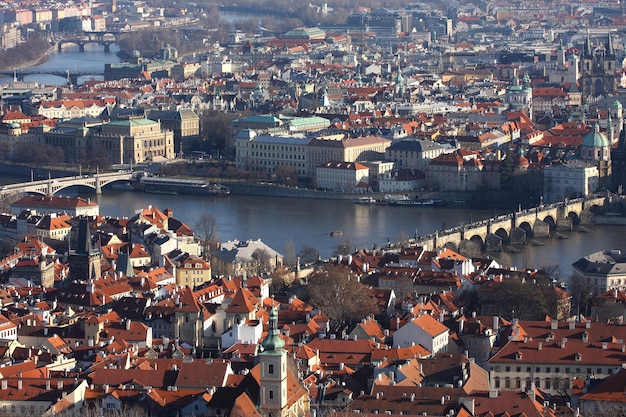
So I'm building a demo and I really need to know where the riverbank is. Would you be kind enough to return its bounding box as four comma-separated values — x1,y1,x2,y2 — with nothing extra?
0,39,56,72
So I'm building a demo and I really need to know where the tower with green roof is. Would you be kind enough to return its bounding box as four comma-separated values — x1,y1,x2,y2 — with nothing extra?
259,303,287,416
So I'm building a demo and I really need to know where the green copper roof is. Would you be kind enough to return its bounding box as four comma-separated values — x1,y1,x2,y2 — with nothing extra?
582,124,609,148
261,304,285,353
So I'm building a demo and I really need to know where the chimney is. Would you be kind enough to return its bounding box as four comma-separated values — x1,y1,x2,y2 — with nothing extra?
441,396,445,405
538,342,542,351
489,389,498,398
569,320,576,330
1,380,6,390
46,379,51,390
57,380,63,390
126,319,131,331
493,316,499,331
585,321,591,329
16,379,22,390
560,338,567,348
551,319,558,330
458,319,464,333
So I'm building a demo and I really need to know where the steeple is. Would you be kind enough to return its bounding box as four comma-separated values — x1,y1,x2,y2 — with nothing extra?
76,218,92,255
261,303,285,352
606,33,615,58
584,32,592,58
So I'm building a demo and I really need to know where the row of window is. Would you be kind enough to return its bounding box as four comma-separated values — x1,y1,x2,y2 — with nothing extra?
495,365,611,375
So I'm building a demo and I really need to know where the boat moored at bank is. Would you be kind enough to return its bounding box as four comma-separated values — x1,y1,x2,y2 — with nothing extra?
138,177,230,196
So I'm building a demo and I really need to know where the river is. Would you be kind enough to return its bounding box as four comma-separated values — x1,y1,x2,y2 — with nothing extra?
1,169,623,280
0,43,121,86
0,43,624,280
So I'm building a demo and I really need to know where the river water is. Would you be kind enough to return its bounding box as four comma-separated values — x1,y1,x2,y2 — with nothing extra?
0,43,121,85
0,45,624,279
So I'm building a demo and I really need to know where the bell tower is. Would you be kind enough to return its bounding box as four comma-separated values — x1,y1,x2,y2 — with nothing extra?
259,304,287,417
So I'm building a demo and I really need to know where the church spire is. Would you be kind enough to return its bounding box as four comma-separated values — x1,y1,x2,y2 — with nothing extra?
261,302,284,352
606,33,615,58
76,218,93,255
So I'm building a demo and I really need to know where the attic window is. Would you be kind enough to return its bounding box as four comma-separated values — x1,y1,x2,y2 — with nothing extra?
515,352,523,360
575,353,582,362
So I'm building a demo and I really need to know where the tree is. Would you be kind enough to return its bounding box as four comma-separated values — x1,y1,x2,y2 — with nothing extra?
274,164,297,186
194,213,219,258
198,110,238,156
298,245,319,265
251,248,272,275
283,240,297,267
307,265,377,325
569,274,593,317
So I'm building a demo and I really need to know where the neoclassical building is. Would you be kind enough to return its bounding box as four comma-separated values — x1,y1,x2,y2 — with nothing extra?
91,117,175,164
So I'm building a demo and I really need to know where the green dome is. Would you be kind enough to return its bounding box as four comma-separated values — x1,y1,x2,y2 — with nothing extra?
261,305,285,352
582,124,609,148
613,100,622,110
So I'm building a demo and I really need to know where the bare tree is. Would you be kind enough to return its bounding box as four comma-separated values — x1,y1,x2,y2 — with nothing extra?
251,248,272,275
194,213,220,259
307,265,377,325
298,245,319,264
283,240,297,267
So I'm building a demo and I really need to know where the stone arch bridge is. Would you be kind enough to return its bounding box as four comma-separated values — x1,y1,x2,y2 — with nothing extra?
413,196,608,253
0,171,137,199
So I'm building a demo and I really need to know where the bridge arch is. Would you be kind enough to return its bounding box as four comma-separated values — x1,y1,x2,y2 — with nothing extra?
518,221,533,237
467,234,484,249
493,227,510,243
541,215,556,228
442,241,458,252
567,211,581,225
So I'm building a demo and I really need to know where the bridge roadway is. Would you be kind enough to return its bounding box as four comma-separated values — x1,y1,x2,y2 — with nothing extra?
411,195,610,252
0,171,137,199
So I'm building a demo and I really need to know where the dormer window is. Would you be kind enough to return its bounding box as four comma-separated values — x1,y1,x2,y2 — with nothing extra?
575,353,582,362
515,352,523,360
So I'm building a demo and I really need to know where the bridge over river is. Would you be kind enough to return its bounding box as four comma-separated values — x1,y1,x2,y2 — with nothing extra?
411,195,611,252
0,171,138,199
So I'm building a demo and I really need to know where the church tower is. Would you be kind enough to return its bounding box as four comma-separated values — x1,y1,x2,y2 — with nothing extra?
610,99,623,144
69,218,101,281
581,34,617,102
259,304,287,417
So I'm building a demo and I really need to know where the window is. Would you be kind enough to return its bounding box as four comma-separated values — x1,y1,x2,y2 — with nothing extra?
269,364,274,374
269,390,274,399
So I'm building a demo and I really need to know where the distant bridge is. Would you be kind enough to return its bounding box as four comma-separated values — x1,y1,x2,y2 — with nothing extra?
411,195,610,253
56,31,121,53
0,69,103,85
0,171,139,199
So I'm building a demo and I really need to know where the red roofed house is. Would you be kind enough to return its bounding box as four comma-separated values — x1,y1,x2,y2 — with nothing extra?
393,313,450,355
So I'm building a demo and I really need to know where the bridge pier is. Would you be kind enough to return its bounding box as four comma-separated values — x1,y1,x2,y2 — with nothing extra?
79,43,85,52
510,227,527,245
104,43,110,53
485,234,502,252
95,178,102,194
557,217,572,231
533,220,551,238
